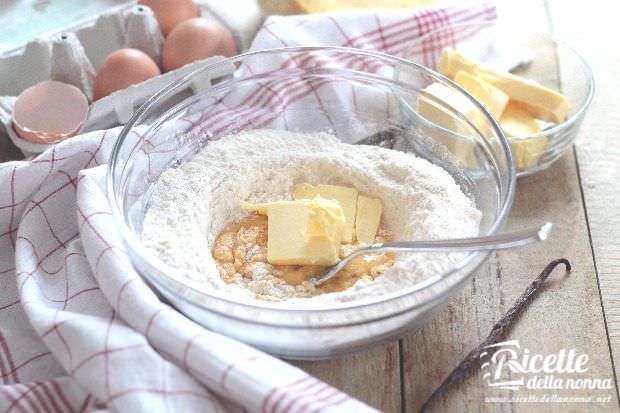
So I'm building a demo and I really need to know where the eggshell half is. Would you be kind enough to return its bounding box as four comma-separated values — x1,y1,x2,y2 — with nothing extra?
162,18,237,72
12,80,89,144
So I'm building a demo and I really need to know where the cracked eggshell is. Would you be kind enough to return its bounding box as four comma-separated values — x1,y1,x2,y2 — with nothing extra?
12,80,89,144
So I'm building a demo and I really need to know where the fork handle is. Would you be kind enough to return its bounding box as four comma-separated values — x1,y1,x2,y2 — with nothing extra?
312,223,552,286
365,222,552,255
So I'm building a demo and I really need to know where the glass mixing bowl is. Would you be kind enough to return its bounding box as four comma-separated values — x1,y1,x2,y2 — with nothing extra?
107,47,515,359
405,20,594,177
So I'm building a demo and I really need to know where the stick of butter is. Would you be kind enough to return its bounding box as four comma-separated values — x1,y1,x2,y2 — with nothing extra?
417,82,489,136
438,48,481,79
438,48,569,123
416,82,485,167
500,102,541,137
477,71,569,123
453,70,509,119
355,195,382,245
500,103,548,169
242,198,345,266
293,183,358,242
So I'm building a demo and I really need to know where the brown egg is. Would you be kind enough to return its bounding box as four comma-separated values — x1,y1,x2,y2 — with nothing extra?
162,18,237,72
94,48,161,100
139,0,198,36
13,80,89,144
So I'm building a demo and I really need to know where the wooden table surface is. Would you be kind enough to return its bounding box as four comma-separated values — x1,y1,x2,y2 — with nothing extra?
2,1,619,412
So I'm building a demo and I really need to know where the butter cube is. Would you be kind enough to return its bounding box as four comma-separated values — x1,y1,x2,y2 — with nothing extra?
438,48,481,79
509,137,548,169
454,70,509,119
417,82,488,136
417,82,486,167
500,102,541,137
242,198,345,266
478,71,569,123
500,103,548,169
438,48,569,123
355,195,382,245
293,184,358,242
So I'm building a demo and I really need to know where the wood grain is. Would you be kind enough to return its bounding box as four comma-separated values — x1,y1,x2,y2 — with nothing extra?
402,153,619,412
401,2,619,412
546,0,620,396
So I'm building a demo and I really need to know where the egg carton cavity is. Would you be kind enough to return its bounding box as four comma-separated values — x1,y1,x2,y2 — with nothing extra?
0,0,263,156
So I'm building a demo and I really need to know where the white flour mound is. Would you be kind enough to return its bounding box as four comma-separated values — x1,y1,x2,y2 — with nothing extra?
141,129,482,305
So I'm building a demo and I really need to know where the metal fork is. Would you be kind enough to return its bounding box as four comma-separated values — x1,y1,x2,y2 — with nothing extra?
311,222,552,286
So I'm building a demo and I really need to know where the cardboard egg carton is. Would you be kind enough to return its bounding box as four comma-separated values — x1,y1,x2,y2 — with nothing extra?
0,0,264,157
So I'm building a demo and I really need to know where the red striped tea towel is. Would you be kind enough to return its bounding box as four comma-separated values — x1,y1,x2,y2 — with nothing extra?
0,4,495,412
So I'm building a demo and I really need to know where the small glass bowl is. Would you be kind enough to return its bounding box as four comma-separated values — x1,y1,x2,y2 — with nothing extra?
405,20,594,177
107,47,515,359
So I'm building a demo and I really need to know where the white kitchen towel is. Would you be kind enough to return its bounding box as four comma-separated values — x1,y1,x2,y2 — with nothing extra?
0,4,495,412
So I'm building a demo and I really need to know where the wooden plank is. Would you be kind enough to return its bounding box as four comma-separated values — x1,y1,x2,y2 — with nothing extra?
402,1,619,411
402,153,619,412
294,342,402,412
545,0,620,390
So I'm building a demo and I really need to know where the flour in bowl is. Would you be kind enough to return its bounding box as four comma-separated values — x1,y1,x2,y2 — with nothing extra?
141,129,481,305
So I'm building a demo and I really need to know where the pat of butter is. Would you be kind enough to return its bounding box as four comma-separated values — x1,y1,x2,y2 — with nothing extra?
418,82,488,135
355,195,382,245
500,102,541,137
438,48,569,123
438,48,481,79
417,83,481,167
293,183,358,242
477,72,569,123
500,103,548,169
242,198,345,266
454,70,509,119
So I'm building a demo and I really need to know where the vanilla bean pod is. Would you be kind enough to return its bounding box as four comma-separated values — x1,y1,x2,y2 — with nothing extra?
418,258,572,413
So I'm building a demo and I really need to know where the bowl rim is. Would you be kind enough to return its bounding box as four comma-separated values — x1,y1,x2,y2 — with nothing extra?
106,45,516,316
409,19,595,142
